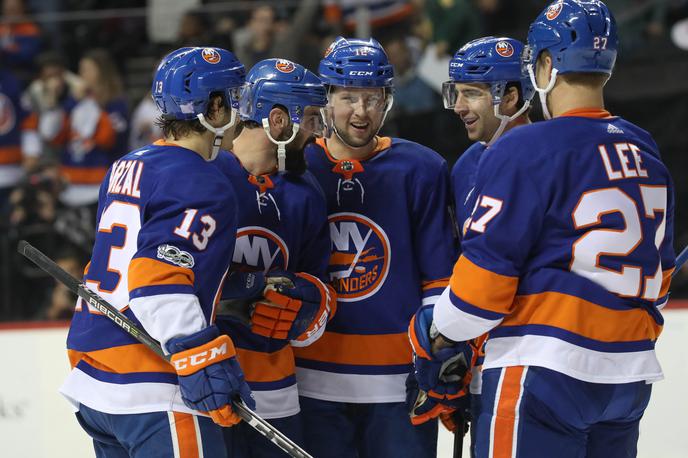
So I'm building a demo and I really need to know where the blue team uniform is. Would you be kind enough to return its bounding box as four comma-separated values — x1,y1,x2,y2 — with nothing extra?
0,70,28,205
435,109,675,458
61,140,239,457
212,151,331,457
295,136,457,457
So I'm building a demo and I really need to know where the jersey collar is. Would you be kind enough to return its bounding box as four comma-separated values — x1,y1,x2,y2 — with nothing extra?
317,136,392,163
558,108,614,119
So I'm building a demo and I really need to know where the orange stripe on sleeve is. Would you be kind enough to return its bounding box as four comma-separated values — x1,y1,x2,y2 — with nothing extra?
68,344,175,373
660,268,674,298
505,291,663,342
128,257,195,292
422,277,450,291
293,331,412,366
236,346,295,383
492,366,525,458
450,256,519,314
171,412,201,458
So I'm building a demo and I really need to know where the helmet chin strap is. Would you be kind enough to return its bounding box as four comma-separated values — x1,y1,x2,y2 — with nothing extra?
262,119,300,172
488,99,531,146
197,107,238,160
527,64,558,120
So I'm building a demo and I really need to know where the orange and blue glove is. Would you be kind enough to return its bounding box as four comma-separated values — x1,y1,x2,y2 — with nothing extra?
166,325,255,426
252,271,335,342
407,305,477,426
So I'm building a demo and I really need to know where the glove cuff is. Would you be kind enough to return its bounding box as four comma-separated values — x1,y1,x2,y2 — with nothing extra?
170,334,236,376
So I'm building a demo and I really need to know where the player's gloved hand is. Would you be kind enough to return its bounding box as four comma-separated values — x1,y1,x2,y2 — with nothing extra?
252,271,335,342
408,305,476,412
166,325,256,426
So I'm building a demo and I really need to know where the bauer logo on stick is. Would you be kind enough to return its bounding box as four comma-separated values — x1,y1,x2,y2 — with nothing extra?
495,41,515,57
201,48,222,64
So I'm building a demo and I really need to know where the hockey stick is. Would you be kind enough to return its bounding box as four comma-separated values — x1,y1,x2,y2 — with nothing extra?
452,409,466,458
17,240,313,458
673,244,688,279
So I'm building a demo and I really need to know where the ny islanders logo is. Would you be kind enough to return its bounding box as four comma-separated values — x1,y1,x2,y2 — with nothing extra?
495,41,514,58
233,227,289,273
275,59,296,73
545,1,563,20
0,93,16,136
328,213,390,302
201,48,221,64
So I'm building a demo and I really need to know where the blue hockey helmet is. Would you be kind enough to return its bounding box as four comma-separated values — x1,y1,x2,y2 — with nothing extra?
444,37,535,145
524,0,618,76
152,47,246,121
523,0,617,119
443,36,535,109
239,58,330,171
318,37,394,88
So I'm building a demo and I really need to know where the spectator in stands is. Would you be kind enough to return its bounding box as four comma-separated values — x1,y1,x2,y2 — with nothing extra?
57,48,128,209
174,9,212,48
0,0,41,80
606,0,670,55
0,68,30,218
233,5,279,69
424,0,482,57
22,51,83,170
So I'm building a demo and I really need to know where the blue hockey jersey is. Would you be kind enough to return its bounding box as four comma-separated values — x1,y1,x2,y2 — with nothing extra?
435,109,676,384
61,140,238,415
295,136,457,402
452,142,486,238
213,151,332,419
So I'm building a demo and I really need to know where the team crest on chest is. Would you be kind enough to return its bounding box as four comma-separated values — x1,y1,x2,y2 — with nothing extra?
328,212,390,301
233,227,289,273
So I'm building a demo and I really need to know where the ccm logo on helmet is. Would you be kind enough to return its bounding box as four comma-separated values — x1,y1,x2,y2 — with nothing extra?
276,59,296,73
546,1,563,20
172,340,229,372
202,48,221,64
349,71,374,76
495,41,514,58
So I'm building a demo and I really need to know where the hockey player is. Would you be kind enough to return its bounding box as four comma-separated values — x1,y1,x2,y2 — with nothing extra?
60,47,254,457
444,36,534,234
293,37,457,457
410,36,536,441
213,58,336,457
411,1,676,457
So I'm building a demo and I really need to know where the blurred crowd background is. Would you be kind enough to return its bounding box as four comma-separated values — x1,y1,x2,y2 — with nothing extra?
1,0,687,321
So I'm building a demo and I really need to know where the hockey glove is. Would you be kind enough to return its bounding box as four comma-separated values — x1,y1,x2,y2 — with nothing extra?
252,271,335,343
408,306,476,413
166,325,255,426
218,271,293,326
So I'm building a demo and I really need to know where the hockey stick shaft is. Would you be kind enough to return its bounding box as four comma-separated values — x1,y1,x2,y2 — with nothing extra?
452,410,465,458
673,244,688,279
17,240,313,458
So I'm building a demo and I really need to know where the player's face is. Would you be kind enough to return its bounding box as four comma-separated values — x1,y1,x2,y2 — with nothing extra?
452,83,501,142
329,87,387,148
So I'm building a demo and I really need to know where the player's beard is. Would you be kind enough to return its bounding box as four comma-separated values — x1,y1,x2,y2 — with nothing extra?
334,117,379,148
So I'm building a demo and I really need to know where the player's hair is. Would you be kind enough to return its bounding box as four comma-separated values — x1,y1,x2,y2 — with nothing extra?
537,51,609,89
155,92,226,140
